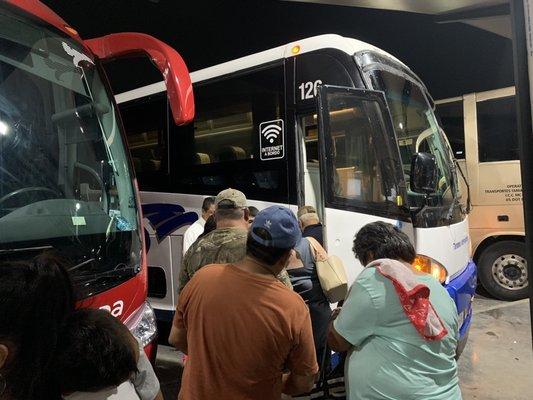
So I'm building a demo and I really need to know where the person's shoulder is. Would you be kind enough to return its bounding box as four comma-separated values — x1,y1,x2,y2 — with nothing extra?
274,282,309,309
192,263,228,279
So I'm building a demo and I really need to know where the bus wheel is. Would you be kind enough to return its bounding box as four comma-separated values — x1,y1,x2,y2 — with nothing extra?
478,241,528,301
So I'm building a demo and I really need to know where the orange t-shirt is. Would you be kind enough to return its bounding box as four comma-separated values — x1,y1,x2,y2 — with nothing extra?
173,263,318,400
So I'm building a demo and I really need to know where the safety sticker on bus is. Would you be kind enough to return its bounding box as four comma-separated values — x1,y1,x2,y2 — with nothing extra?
259,119,284,161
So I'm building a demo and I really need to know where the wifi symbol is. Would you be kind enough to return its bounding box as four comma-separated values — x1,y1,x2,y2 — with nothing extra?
261,123,282,143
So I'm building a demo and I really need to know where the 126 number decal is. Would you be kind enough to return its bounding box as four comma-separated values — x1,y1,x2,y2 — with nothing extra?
298,80,322,100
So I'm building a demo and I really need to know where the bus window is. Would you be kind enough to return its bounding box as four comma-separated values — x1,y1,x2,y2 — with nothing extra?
192,65,284,164
172,64,291,203
120,95,168,191
436,100,465,159
477,96,519,162
320,93,403,213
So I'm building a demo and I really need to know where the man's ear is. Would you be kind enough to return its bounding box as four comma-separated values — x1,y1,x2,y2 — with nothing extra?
0,344,9,369
243,208,250,222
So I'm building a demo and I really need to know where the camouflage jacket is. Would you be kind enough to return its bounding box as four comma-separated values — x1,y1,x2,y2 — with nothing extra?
178,227,292,292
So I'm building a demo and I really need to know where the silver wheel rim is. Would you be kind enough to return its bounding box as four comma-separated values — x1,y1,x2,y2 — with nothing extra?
491,253,528,291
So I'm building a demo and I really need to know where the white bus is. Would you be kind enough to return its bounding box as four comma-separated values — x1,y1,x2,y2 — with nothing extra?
436,87,526,301
116,34,476,349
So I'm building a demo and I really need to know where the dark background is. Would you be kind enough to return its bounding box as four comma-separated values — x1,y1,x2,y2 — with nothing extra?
42,0,514,100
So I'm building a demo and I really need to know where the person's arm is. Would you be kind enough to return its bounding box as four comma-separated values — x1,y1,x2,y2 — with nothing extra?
284,309,319,395
169,284,190,354
330,280,378,352
168,322,188,354
327,308,352,352
282,372,316,395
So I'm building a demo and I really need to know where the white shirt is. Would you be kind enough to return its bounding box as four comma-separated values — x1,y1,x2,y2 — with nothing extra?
63,382,140,400
182,218,206,255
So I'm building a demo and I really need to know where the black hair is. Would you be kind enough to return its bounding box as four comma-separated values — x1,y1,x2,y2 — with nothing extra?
202,196,216,212
247,206,259,217
199,214,216,239
246,230,291,266
0,252,75,400
352,221,416,265
55,308,138,393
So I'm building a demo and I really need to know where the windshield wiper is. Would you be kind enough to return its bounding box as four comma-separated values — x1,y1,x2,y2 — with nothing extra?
74,264,138,286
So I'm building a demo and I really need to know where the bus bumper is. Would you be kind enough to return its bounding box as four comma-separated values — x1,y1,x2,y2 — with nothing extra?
444,260,477,352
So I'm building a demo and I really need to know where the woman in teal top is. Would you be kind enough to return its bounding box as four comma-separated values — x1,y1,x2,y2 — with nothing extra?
328,222,462,400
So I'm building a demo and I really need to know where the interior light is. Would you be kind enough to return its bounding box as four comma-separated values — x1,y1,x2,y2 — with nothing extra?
0,121,8,136
398,122,404,130
412,254,448,284
291,45,301,55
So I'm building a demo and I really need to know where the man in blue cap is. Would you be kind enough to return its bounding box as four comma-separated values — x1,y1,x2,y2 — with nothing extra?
169,206,318,400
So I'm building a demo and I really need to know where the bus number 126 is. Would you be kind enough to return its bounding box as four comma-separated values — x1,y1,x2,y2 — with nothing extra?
298,80,322,100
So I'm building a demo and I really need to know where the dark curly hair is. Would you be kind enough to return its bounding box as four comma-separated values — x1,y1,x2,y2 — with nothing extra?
0,253,75,399
352,221,416,266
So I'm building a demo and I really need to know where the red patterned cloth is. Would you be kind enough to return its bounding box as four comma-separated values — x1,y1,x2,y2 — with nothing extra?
370,258,448,341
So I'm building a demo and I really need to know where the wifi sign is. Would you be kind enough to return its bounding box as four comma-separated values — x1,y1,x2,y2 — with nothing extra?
259,119,284,161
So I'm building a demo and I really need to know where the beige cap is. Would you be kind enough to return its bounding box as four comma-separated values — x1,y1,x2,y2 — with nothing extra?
297,205,317,219
215,188,247,209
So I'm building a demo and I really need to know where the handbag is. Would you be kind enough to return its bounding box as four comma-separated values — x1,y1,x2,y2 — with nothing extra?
306,237,348,303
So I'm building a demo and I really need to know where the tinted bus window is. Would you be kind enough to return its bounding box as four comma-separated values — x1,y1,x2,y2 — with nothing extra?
120,95,168,191
436,100,465,159
477,96,519,162
171,64,292,203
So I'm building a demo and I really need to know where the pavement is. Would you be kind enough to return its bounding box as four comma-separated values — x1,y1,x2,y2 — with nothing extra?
155,294,533,400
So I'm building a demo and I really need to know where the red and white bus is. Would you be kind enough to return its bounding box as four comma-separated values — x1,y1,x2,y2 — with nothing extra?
0,0,194,356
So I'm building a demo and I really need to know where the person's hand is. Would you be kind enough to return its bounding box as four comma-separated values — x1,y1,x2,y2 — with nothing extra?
331,307,342,320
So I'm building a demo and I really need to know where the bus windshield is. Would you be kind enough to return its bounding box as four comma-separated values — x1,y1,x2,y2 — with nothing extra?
356,51,462,227
0,5,141,298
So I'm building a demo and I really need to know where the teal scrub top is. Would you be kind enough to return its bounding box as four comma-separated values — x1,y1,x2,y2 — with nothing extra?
334,265,462,400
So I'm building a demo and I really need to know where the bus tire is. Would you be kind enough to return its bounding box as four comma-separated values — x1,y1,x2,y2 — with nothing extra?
478,241,528,301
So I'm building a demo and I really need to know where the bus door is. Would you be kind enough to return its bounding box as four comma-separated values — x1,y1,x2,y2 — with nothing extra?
314,85,410,283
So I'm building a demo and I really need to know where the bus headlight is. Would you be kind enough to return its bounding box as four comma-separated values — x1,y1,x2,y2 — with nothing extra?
412,254,448,284
125,301,158,347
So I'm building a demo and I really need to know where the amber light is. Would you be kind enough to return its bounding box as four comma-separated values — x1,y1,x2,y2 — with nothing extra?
412,254,448,284
291,45,301,55
64,25,78,36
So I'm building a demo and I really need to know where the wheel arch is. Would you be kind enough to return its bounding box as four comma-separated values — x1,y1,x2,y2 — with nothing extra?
473,234,525,263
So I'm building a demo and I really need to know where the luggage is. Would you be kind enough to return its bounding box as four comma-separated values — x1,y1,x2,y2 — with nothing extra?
307,237,348,303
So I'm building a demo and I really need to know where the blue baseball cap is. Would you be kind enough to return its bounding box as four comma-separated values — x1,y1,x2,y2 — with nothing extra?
250,206,301,249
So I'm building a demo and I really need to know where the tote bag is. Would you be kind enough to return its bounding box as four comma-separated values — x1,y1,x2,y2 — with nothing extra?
307,237,348,303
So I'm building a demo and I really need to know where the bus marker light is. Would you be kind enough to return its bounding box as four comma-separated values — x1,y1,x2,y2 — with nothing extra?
291,45,301,55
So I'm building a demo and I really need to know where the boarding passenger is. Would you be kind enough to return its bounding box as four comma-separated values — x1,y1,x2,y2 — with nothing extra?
298,206,324,246
0,253,74,400
328,222,462,400
56,309,162,400
182,196,215,255
197,214,216,239
169,206,319,400
179,188,291,291
247,205,259,225
287,236,331,363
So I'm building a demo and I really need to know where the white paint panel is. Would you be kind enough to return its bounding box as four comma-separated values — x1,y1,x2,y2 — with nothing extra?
115,34,405,104
322,207,413,284
414,217,471,281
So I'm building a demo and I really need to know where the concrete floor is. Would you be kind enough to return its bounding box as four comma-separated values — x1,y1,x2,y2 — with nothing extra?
155,295,533,400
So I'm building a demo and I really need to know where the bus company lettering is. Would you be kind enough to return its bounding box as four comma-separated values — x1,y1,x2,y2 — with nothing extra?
99,300,124,317
484,184,522,202
453,236,469,250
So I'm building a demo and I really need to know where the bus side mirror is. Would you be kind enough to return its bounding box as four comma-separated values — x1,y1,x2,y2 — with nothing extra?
410,152,437,194
85,32,194,125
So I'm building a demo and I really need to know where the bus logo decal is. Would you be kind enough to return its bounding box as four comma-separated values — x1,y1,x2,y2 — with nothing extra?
142,203,198,244
260,119,284,160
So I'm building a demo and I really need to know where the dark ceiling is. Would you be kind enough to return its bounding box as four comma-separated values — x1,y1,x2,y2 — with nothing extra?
42,0,514,99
